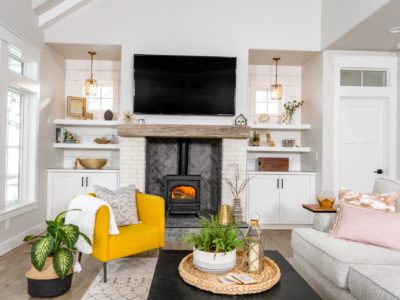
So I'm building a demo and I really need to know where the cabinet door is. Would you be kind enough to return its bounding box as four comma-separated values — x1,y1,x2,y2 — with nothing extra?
85,172,119,194
279,175,313,224
248,175,280,224
51,173,86,218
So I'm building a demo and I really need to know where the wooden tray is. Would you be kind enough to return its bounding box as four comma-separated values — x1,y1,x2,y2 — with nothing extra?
178,253,281,295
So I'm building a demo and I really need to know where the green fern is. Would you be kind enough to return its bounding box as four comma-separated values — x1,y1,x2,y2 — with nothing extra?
24,210,91,279
183,215,243,254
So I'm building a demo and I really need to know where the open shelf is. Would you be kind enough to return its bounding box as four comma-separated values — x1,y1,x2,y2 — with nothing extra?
249,124,311,130
54,119,121,127
247,146,311,153
53,143,120,150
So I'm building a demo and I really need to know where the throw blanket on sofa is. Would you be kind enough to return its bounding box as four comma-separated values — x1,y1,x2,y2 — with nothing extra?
65,195,120,254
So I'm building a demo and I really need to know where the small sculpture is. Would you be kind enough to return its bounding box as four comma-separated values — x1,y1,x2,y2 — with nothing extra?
234,114,247,126
104,109,113,121
122,111,135,124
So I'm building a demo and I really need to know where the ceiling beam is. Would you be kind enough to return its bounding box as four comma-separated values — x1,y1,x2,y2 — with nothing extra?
32,0,64,14
38,0,90,28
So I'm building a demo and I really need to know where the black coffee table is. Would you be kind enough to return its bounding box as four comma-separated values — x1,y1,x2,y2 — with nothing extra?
148,250,320,299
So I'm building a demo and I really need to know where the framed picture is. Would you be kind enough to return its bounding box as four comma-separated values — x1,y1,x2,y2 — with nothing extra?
67,96,87,118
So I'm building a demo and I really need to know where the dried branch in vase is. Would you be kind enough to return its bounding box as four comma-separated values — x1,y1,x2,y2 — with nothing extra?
223,163,251,199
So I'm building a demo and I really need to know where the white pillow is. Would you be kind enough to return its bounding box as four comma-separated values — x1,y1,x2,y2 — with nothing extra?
94,184,140,226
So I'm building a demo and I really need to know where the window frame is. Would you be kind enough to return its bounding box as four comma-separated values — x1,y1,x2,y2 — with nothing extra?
83,80,119,118
0,24,40,217
250,84,282,117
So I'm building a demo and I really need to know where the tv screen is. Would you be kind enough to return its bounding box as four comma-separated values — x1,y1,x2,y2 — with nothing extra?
133,54,236,115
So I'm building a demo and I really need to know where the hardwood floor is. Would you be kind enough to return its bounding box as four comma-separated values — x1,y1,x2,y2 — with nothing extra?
0,229,292,300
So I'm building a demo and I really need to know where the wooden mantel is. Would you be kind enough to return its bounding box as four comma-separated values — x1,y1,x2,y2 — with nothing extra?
117,124,250,139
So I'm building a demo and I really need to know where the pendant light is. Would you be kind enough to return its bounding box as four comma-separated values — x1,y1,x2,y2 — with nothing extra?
271,57,282,100
85,51,98,96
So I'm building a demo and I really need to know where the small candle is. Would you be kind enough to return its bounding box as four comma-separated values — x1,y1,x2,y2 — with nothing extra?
248,241,260,272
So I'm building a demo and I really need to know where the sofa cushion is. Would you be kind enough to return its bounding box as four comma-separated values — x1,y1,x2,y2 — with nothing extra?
348,265,400,300
372,177,400,212
108,223,161,260
331,203,400,251
292,228,400,289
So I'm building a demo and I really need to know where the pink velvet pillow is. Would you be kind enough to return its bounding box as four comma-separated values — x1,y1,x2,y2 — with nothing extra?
331,203,400,251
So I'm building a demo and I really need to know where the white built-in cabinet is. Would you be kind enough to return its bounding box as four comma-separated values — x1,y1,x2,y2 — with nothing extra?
47,169,119,219
247,172,315,226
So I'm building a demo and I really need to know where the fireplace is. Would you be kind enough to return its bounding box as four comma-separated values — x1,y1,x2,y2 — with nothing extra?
166,140,201,216
166,175,201,216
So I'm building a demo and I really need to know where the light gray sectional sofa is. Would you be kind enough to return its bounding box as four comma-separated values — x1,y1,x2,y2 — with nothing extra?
292,178,400,300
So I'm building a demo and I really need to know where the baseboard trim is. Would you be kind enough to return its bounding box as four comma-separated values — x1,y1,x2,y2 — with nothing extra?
260,224,313,229
0,222,46,256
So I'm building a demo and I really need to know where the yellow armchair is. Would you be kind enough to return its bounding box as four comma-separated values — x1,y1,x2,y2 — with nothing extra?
91,193,165,282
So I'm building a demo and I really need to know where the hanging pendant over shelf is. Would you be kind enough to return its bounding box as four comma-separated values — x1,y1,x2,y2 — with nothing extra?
271,57,282,100
85,51,98,96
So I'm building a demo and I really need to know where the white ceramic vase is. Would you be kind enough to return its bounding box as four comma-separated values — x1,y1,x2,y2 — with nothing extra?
193,248,236,274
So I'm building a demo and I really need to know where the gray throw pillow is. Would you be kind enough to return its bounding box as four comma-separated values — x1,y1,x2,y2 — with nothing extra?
94,184,140,226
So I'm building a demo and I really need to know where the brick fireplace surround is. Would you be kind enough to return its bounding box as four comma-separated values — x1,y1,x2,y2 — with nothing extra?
117,124,249,219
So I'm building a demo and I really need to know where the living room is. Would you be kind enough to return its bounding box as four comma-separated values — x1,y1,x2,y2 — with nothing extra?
1,0,400,299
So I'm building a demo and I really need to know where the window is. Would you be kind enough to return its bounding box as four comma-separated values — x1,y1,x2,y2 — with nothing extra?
0,24,39,214
255,89,280,115
8,45,24,74
87,85,114,111
340,70,387,87
6,90,23,204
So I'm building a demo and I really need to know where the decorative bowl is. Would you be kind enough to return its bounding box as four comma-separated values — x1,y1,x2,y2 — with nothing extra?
74,158,107,169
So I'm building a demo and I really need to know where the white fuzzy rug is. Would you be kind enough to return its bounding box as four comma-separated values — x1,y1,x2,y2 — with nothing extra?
82,258,157,300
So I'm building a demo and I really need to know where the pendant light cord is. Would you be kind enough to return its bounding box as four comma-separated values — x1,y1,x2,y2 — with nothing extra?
275,59,278,85
90,53,94,79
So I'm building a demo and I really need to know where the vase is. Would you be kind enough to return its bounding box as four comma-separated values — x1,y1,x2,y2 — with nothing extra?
232,198,243,225
104,109,113,120
317,191,336,208
26,257,73,298
218,204,232,225
193,248,236,274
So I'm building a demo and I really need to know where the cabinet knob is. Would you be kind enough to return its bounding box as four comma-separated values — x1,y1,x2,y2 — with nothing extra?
86,177,89,187
81,177,84,187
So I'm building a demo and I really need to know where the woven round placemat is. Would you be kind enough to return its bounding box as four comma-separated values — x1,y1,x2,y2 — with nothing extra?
178,253,281,295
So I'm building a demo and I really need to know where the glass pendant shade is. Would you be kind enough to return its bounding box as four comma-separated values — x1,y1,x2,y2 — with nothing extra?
271,57,283,100
85,78,98,96
85,51,98,96
270,83,283,100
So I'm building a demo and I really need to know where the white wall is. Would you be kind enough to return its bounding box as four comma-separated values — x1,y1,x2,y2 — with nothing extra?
321,0,390,48
43,0,321,124
0,0,65,254
301,53,323,190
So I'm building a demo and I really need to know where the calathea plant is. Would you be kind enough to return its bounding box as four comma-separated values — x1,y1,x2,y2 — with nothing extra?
24,210,91,279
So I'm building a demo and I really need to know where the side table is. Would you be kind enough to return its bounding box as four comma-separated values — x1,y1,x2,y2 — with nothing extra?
302,204,337,213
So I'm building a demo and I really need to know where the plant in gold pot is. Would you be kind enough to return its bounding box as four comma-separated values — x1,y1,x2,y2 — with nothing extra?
24,210,91,298
183,215,243,274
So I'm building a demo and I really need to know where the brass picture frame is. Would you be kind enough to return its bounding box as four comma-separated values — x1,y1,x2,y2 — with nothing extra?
67,96,87,118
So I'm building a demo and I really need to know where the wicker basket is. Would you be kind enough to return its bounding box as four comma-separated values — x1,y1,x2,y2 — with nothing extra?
178,253,281,295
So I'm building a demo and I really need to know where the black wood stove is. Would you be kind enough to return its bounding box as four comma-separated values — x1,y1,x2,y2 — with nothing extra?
166,140,201,216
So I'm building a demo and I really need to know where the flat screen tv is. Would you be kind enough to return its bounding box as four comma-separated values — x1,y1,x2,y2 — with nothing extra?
133,54,236,115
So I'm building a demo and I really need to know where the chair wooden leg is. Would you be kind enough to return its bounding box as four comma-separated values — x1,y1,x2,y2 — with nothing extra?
78,252,82,263
103,262,107,283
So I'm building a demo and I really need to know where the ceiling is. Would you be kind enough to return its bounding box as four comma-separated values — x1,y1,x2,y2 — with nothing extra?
327,0,400,51
248,49,319,66
48,43,121,60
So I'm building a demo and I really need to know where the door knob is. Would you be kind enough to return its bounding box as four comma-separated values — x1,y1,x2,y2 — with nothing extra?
374,169,383,175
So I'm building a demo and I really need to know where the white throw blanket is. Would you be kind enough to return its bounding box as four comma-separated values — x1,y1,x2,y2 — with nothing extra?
65,195,119,254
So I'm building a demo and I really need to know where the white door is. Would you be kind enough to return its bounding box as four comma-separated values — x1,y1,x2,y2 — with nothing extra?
51,172,86,218
85,172,118,194
339,98,386,192
248,175,280,224
279,175,312,224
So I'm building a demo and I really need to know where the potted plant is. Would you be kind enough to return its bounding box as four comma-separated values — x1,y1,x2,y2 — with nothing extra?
24,210,90,298
282,100,304,124
183,215,243,274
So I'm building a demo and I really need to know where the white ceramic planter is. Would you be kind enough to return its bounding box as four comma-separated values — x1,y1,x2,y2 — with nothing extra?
193,248,236,274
